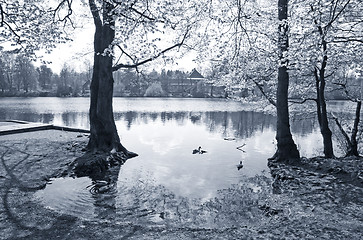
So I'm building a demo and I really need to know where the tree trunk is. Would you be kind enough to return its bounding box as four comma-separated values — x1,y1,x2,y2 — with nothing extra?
314,68,322,125
315,27,334,158
318,74,334,158
86,0,136,157
270,0,300,162
348,100,361,156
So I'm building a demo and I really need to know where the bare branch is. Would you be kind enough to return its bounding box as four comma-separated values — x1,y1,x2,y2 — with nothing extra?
114,44,135,65
129,7,155,21
289,98,317,104
331,37,363,43
112,28,190,71
332,113,352,146
2,20,22,45
332,81,359,102
51,0,75,28
325,0,352,30
0,3,22,44
252,79,276,106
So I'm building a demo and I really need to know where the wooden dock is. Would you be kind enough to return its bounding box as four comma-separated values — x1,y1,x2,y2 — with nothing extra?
0,120,90,136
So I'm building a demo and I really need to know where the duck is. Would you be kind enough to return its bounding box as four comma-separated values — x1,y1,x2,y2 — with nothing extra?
200,147,207,154
192,147,200,154
192,146,207,154
236,161,243,170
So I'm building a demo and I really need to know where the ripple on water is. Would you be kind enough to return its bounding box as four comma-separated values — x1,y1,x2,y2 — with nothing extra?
34,172,273,229
34,177,96,219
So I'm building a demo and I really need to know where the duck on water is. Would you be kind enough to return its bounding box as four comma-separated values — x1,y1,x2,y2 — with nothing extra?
192,146,207,154
236,161,243,170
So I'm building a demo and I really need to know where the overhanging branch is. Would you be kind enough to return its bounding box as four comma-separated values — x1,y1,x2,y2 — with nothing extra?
289,98,317,104
51,0,75,27
331,38,363,43
252,79,276,106
112,28,190,71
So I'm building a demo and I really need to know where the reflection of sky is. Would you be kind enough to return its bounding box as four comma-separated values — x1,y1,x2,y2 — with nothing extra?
34,177,95,219
27,98,354,224
116,117,273,200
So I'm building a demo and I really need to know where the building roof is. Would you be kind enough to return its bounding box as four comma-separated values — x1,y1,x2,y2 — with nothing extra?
189,69,204,79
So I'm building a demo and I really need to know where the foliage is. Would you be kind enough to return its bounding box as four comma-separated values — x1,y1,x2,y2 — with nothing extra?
13,54,37,92
288,0,363,99
0,0,72,58
287,0,363,157
37,65,53,90
199,0,278,103
144,82,165,97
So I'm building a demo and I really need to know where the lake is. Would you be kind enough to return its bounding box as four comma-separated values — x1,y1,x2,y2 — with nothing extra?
0,97,354,226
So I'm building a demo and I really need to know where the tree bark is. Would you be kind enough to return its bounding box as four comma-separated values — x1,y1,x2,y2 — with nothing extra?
271,0,300,162
86,0,136,157
349,101,361,156
318,74,334,158
315,26,334,158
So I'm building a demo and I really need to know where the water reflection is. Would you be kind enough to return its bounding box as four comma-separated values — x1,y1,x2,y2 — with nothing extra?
1,96,350,158
35,174,273,229
33,107,280,225
114,111,276,138
3,98,356,226
1,104,333,158
1,97,327,142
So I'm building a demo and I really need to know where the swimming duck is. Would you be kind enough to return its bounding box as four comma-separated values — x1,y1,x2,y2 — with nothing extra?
236,161,243,170
199,146,207,154
192,146,207,154
192,147,200,154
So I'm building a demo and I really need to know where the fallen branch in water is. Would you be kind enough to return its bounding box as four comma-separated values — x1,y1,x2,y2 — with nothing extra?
237,144,246,152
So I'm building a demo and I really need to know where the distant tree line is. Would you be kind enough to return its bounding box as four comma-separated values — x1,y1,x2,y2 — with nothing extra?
0,53,212,98
1,51,360,102
0,53,91,97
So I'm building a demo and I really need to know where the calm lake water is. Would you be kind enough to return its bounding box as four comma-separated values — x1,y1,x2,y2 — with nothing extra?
0,97,355,226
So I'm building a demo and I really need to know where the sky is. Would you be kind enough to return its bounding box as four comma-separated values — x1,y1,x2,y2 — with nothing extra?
39,24,94,74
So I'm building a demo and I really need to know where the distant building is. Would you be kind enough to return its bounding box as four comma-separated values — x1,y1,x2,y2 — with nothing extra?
168,69,225,97
168,69,205,97
189,68,205,80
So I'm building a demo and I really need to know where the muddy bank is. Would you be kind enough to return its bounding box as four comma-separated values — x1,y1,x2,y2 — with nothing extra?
0,131,362,239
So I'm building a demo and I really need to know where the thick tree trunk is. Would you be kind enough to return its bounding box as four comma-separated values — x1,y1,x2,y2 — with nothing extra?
86,0,136,157
271,0,300,162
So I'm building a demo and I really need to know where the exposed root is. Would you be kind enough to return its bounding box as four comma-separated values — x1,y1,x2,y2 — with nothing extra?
66,150,135,180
